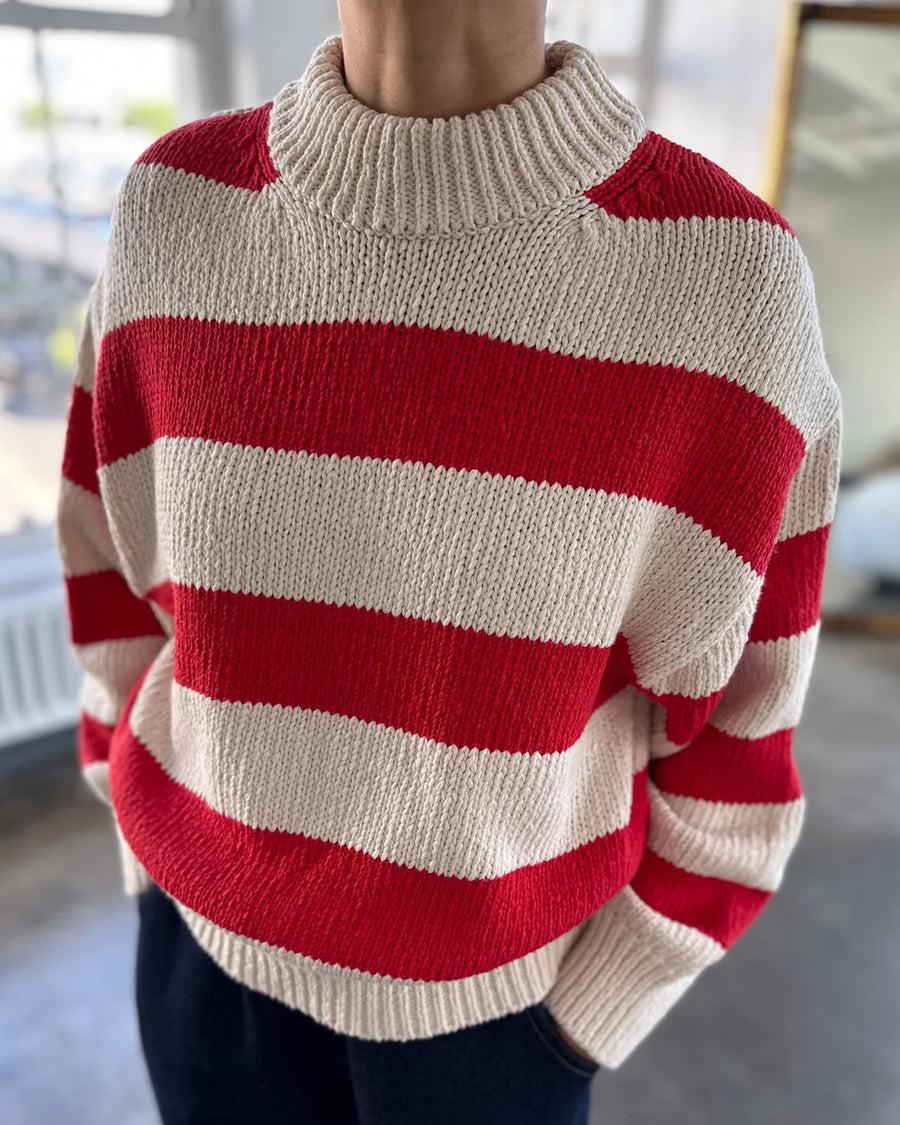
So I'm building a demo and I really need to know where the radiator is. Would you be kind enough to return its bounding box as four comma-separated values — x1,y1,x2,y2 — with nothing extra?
0,529,81,751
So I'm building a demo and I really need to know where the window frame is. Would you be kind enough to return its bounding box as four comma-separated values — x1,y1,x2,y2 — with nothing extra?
0,0,235,112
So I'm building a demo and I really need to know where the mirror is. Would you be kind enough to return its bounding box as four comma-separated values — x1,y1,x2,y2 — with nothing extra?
761,2,900,634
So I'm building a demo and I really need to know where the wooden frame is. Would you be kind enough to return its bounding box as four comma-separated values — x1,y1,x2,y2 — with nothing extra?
762,3,900,636
761,3,900,207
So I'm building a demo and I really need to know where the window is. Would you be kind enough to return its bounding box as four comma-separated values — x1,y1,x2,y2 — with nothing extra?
546,0,659,105
0,1,197,537
23,1,173,10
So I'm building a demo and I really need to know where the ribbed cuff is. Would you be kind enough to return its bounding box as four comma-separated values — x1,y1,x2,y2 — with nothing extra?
541,886,724,1069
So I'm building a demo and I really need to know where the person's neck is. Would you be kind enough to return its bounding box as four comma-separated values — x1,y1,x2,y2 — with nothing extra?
337,1,549,121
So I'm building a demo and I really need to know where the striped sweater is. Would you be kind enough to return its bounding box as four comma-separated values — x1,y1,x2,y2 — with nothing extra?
54,36,842,1070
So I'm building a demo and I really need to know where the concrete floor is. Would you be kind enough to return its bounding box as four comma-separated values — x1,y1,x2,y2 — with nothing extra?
1,632,899,1125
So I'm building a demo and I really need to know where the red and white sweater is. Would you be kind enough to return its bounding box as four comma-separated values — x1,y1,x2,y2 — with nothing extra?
55,36,842,1070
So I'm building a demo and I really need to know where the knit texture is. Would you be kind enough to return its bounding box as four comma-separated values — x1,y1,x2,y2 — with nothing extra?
55,36,842,1070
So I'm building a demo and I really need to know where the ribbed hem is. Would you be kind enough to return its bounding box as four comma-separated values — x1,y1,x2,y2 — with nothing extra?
541,886,725,1069
267,36,646,236
113,833,722,1067
169,896,589,1042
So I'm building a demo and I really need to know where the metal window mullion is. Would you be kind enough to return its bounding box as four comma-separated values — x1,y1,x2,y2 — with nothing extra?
0,0,200,38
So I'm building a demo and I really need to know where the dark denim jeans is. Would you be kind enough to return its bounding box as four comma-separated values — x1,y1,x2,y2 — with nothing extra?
135,882,599,1124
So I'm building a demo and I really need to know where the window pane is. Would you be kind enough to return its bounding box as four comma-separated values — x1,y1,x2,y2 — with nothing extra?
0,26,181,535
546,0,646,106
24,1,173,12
547,0,646,56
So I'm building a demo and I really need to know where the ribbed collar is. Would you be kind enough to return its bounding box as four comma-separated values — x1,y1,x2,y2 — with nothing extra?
267,35,647,237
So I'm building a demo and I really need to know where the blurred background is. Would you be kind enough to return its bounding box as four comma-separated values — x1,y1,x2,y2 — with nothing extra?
0,1,898,1122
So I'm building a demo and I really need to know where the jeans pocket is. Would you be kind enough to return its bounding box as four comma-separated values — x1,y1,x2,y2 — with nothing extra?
523,1001,599,1079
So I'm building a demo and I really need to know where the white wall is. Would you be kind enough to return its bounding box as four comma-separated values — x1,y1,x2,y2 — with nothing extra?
230,0,340,106
649,0,787,195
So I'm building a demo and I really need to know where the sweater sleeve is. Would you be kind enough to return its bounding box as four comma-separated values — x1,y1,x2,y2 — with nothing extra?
542,402,842,1070
54,269,168,874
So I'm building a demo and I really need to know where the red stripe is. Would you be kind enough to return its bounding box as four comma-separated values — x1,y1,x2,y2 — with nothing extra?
579,130,665,210
109,707,651,980
93,316,804,575
78,710,114,767
61,384,100,496
750,524,831,642
631,847,772,948
594,633,634,708
146,580,175,619
593,132,794,232
642,680,729,748
166,576,800,767
610,632,732,750
613,634,740,755
172,583,613,756
134,103,278,190
651,725,801,803
66,570,167,645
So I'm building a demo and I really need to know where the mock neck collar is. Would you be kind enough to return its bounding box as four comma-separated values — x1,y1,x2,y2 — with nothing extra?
266,36,647,238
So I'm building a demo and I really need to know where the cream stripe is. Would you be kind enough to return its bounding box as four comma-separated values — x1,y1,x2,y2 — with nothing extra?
102,437,762,685
777,409,842,539
640,597,758,706
56,478,119,577
82,760,112,807
711,625,821,739
646,623,819,758
73,271,104,393
56,478,173,642
645,784,805,892
77,636,170,723
106,163,837,444
128,644,648,879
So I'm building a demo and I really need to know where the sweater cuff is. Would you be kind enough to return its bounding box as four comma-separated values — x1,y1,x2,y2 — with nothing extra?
542,885,724,1070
